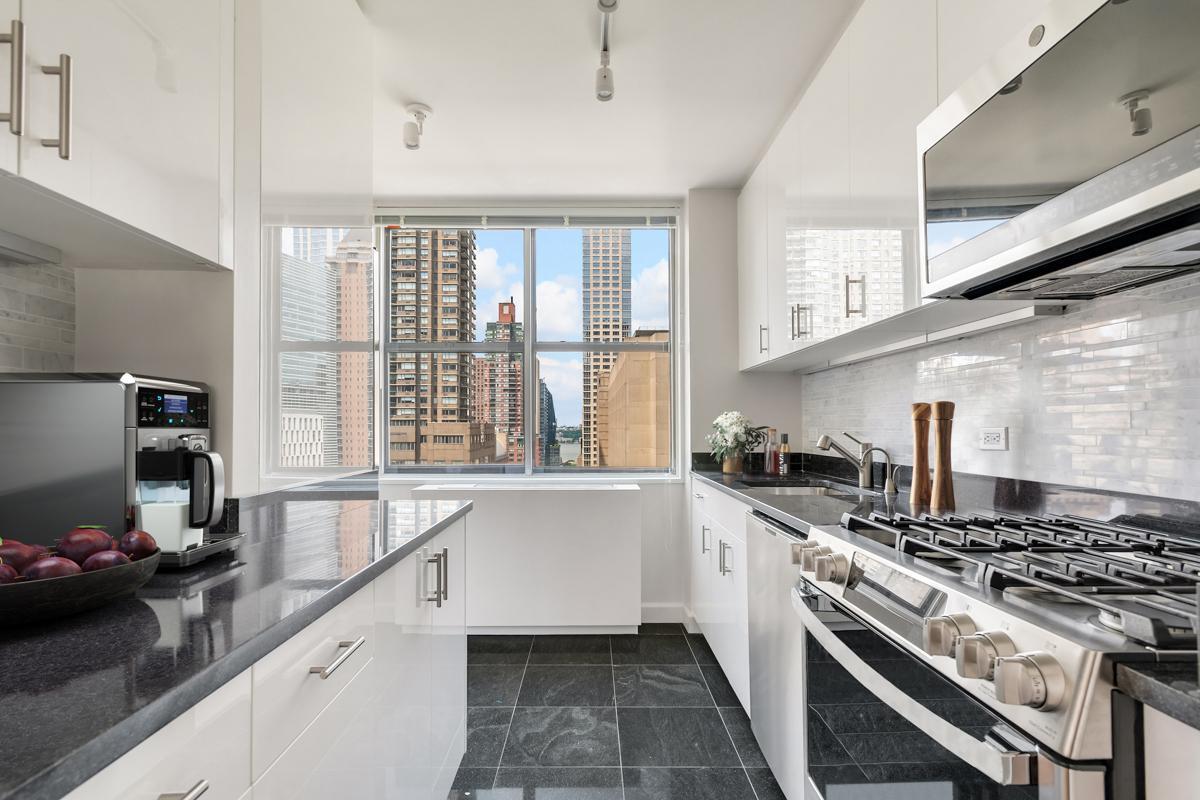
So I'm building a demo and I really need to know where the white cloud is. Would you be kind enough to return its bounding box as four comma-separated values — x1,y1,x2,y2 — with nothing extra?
535,276,581,340
631,258,669,332
476,247,521,292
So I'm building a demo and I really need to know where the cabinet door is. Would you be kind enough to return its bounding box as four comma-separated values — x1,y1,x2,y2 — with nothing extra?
690,496,714,633
63,670,252,800
766,111,806,356
429,519,468,800
20,0,224,261
708,524,750,711
375,548,435,800
0,0,18,174
737,162,770,369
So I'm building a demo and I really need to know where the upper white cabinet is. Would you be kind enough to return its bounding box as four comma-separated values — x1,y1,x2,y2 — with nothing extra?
18,0,229,264
737,161,770,369
936,0,1052,103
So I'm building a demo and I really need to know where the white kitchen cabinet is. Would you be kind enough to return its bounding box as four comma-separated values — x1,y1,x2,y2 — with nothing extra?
737,161,770,369
1142,706,1200,800
0,1,18,175
19,0,229,264
936,0,1052,103
62,670,252,800
428,519,468,800
689,489,715,629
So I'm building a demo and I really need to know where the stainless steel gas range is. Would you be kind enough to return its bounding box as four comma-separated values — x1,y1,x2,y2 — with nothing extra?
779,509,1199,800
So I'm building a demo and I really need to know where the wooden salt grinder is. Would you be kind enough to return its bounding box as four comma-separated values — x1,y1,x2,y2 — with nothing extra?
930,400,956,513
910,403,932,508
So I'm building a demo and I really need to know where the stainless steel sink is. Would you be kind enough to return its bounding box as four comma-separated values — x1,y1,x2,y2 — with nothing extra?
743,486,848,497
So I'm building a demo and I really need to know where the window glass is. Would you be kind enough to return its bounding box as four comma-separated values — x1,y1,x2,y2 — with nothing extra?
279,228,374,342
279,351,374,468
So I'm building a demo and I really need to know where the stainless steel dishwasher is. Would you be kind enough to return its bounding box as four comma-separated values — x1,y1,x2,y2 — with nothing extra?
747,511,809,800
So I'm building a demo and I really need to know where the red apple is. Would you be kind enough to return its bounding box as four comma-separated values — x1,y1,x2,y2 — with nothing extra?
56,527,115,565
81,550,132,572
0,563,19,583
21,556,82,580
0,540,40,572
118,530,157,560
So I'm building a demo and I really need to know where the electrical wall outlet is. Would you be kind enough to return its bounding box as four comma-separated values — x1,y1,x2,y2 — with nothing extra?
978,427,1009,451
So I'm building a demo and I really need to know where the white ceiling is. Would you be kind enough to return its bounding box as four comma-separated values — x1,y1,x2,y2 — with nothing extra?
363,0,861,202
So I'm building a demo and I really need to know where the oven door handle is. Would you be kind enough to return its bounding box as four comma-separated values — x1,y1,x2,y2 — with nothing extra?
792,587,1036,786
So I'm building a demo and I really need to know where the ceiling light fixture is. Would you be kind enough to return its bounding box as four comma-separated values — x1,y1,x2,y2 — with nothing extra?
403,103,432,150
1119,90,1152,137
595,0,617,102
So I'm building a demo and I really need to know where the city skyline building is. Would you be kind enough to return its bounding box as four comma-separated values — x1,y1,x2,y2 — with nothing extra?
537,377,561,467
580,228,632,467
471,297,524,462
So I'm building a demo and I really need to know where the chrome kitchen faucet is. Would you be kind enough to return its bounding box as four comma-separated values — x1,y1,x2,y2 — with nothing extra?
817,432,897,494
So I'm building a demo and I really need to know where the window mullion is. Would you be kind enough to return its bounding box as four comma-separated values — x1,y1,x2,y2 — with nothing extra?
524,228,536,476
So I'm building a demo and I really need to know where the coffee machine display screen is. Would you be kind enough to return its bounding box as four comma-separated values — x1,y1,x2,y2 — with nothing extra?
138,388,210,428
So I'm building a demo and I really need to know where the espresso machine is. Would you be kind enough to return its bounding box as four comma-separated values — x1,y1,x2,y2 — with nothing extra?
0,373,230,563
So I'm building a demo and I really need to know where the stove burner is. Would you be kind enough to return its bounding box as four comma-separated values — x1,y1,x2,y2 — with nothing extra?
840,510,1200,646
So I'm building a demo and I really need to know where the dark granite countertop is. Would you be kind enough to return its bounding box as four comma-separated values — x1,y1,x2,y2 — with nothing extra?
1116,661,1200,730
0,492,471,800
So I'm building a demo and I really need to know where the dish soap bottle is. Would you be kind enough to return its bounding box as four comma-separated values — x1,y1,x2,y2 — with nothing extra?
778,433,791,476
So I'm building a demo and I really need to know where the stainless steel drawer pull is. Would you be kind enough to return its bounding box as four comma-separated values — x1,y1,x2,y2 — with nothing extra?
40,53,71,159
719,541,732,575
439,546,448,602
844,274,866,317
758,324,768,353
700,525,711,554
0,20,24,135
157,779,209,800
793,304,810,338
309,636,366,680
425,549,445,607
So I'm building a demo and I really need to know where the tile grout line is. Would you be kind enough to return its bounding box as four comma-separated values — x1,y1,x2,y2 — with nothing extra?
490,637,534,791
684,632,761,800
610,635,627,800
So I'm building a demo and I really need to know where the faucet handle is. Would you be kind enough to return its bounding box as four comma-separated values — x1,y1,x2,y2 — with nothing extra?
842,432,865,445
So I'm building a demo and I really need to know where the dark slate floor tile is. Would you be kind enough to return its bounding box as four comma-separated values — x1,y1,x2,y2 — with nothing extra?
517,666,615,707
686,633,718,666
529,635,612,665
808,764,869,797
612,634,696,665
464,706,513,767
493,767,623,799
468,634,532,665
468,665,524,707
809,701,915,734
501,707,620,767
806,659,877,705
448,766,496,798
837,729,956,764
856,762,1039,798
623,767,757,800
807,712,856,766
618,707,742,767
872,658,964,700
700,665,741,707
717,706,767,768
615,665,713,707
637,623,686,635
746,767,788,800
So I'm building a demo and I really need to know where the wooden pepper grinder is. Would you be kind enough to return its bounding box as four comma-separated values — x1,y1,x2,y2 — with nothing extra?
931,401,956,513
910,403,932,509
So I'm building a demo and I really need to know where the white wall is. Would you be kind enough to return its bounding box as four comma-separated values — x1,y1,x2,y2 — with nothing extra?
685,189,803,450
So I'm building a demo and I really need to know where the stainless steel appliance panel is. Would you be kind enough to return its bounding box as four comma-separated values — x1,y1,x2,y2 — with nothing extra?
747,512,808,800
0,381,128,544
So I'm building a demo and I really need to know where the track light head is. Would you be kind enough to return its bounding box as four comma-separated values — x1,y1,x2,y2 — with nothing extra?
595,51,613,102
403,103,432,150
1119,90,1152,137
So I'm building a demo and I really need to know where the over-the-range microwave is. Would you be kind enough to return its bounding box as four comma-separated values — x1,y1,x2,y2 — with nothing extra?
918,0,1200,301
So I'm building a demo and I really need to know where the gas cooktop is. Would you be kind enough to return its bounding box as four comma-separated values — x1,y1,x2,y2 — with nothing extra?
841,511,1200,647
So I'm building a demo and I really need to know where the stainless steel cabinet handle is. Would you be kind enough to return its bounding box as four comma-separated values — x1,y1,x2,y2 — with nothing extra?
425,549,444,607
0,20,24,135
758,324,768,353
700,525,711,554
439,546,448,602
308,636,366,680
718,540,732,575
789,304,797,340
692,492,705,499
40,53,71,159
157,780,209,800
844,274,866,317
794,304,810,338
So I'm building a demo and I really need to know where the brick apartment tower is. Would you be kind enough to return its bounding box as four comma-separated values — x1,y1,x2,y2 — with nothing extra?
580,228,631,467
387,228,495,465
471,298,524,463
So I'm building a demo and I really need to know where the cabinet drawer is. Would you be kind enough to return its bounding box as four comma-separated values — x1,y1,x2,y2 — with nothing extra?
251,584,374,778
63,670,251,800
252,657,379,800
694,484,750,542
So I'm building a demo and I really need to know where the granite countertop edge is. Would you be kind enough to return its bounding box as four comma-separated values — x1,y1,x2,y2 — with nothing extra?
9,500,473,800
690,470,864,533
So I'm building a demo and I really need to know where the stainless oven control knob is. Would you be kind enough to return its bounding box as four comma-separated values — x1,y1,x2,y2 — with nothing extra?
813,553,849,584
799,546,832,572
789,540,820,565
922,613,978,657
955,631,1016,680
994,652,1066,710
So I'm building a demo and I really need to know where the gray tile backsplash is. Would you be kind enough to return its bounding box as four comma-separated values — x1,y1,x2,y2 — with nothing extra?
0,263,75,372
800,274,1200,501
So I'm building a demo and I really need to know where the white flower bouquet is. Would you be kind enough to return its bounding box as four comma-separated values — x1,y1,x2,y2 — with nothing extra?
706,411,767,471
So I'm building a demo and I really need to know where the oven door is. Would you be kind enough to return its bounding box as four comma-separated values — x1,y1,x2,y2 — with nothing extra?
793,581,1108,800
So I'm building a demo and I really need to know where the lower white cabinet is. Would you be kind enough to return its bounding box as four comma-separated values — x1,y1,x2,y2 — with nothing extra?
689,483,752,712
1143,705,1200,800
62,670,252,800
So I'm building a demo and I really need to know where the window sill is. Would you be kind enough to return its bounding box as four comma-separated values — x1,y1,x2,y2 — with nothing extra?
377,471,683,485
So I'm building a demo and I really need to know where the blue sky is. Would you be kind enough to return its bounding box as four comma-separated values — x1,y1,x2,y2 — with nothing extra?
473,228,670,425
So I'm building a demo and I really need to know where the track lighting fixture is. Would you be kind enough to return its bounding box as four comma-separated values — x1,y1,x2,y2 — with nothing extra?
596,0,617,102
403,103,432,150
1119,90,1152,137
